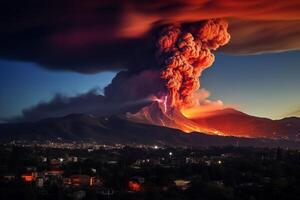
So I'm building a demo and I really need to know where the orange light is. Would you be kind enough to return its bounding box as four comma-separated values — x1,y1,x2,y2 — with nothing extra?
128,181,141,191
22,175,33,182
90,177,95,186
45,170,64,176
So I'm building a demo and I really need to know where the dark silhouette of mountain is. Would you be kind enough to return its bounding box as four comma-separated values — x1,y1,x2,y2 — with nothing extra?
191,108,300,140
0,113,299,148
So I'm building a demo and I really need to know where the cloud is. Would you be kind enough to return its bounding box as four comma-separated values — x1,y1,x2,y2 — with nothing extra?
0,0,300,73
104,70,165,102
180,89,227,119
7,70,166,122
7,68,166,121
9,88,151,122
222,19,300,54
21,89,105,121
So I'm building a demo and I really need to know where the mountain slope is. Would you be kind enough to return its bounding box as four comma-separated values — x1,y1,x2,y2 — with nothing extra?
0,113,300,148
191,108,300,140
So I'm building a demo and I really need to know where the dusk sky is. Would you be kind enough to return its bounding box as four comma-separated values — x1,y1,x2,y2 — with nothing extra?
1,1,300,122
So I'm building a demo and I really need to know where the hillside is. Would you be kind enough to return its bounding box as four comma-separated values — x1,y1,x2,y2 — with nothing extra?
0,113,299,148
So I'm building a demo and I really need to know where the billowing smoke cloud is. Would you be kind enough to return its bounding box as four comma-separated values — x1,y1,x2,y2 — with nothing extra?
0,0,300,73
222,19,300,54
9,88,151,122
104,70,165,102
21,89,107,121
157,19,230,108
180,89,227,119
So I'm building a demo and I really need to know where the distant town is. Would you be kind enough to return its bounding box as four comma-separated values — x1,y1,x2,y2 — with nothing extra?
0,141,300,200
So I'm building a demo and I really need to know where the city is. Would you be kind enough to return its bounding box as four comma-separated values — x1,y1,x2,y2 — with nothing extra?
0,142,299,200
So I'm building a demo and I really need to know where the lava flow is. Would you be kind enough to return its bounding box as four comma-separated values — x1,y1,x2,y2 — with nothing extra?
127,19,231,135
128,95,224,134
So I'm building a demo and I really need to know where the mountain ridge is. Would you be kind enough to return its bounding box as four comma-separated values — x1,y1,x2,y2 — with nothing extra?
190,108,300,140
0,112,300,149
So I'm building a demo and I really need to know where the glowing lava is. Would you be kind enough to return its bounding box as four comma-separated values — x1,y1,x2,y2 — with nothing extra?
128,95,226,135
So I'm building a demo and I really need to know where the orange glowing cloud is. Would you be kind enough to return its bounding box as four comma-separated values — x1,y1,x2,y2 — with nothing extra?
157,19,230,109
50,1,300,53
116,0,300,54
181,89,227,119
222,19,300,54
1,0,299,73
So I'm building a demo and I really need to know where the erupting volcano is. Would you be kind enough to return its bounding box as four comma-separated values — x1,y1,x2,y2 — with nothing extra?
1,1,299,142
128,19,231,135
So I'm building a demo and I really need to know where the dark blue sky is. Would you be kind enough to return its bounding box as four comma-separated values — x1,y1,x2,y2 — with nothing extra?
203,51,300,118
0,60,115,120
1,50,300,120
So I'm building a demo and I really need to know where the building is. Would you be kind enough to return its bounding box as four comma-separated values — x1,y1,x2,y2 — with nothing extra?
128,176,145,192
36,177,44,188
174,179,191,190
64,175,103,187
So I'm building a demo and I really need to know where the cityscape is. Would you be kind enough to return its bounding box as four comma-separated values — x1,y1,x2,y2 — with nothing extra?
1,142,300,200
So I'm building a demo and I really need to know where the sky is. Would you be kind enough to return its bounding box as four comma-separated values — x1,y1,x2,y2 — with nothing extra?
0,1,300,122
1,50,299,120
0,60,115,120
203,51,300,119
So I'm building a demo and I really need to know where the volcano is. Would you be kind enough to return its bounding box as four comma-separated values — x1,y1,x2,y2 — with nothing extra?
127,100,300,140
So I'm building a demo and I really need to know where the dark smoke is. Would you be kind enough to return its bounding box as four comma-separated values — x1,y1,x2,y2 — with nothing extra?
5,88,151,122
104,70,165,102
0,0,300,73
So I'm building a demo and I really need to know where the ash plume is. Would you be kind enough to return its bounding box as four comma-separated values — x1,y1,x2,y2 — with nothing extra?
157,19,230,108
5,88,153,122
